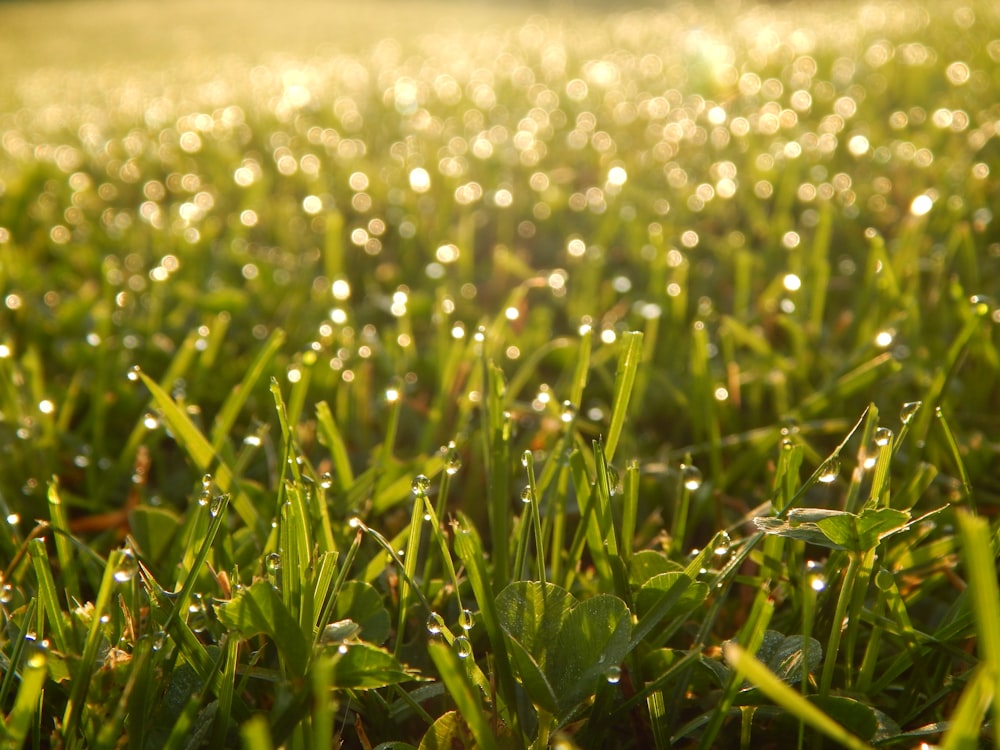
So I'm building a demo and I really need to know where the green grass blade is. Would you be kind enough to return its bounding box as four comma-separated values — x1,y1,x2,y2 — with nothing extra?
957,511,1000,750
27,537,69,653
723,643,872,750
428,640,501,750
210,328,285,452
4,643,47,748
604,331,643,463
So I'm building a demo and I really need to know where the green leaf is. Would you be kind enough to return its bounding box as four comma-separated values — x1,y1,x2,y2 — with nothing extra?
496,582,633,720
634,573,709,620
215,581,309,677
128,505,181,567
417,711,475,750
327,643,414,689
817,507,910,551
755,507,910,552
330,580,391,645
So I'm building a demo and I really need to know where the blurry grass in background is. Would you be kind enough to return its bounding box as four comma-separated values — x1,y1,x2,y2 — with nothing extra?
1,0,1000,746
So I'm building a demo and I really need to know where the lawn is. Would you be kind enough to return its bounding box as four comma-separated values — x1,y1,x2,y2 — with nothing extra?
1,0,999,747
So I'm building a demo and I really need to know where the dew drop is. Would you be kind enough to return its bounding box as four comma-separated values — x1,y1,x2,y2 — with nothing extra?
874,427,893,447
712,531,732,557
520,485,534,504
209,493,228,517
320,472,334,489
1,582,15,604
426,612,445,635
969,294,994,316
151,631,168,652
453,635,473,659
197,490,211,507
26,645,47,669
817,457,840,483
444,442,462,475
899,401,922,425
202,473,213,490
411,474,431,497
605,665,622,684
458,608,475,631
560,400,577,424
127,365,142,382
348,516,365,530
680,463,703,491
521,450,532,468
265,552,282,574
809,574,827,592
142,412,160,430
113,549,138,583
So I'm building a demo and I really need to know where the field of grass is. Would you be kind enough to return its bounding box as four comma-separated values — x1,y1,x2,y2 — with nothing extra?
2,0,1000,747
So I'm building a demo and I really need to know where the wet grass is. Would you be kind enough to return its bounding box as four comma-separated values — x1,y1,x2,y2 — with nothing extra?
1,0,1000,747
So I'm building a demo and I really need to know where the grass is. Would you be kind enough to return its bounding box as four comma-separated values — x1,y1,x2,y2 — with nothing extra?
1,0,1000,747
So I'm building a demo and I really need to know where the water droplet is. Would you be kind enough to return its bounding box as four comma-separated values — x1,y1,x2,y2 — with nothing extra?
0,582,15,604
712,531,732,557
265,552,282,574
151,631,168,651
521,450,532,468
26,645,47,669
806,560,826,591
426,612,445,635
875,568,895,592
209,493,227,517
444,442,462,475
606,464,621,495
473,326,486,343
142,412,160,429
874,427,893,447
560,400,577,424
320,472,333,489
458,609,474,631
113,549,138,583
605,665,622,684
411,474,431,497
202,473,212,490
818,457,840,483
970,294,994,316
520,485,534,504
197,490,211,507
680,463,703,491
899,401,922,425
348,516,365,530
453,635,473,659
127,365,142,382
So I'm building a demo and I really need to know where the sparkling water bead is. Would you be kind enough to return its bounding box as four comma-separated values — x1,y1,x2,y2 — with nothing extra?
458,608,475,631
426,612,445,635
444,442,462,475
520,485,534,504
680,463,703,491
453,635,473,659
874,427,893,446
899,401,922,425
265,552,282,574
411,474,431,497
605,665,622,684
113,549,138,583
817,456,840,483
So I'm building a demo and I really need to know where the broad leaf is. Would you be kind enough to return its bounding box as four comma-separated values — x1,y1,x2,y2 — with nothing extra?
330,581,391,645
216,581,309,677
328,643,414,689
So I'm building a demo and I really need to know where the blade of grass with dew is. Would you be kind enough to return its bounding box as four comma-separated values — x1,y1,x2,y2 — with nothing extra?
723,643,872,750
604,331,642,464
140,373,266,539
484,361,510,590
46,478,80,605
427,640,501,750
209,328,285,453
451,513,518,728
62,549,129,748
27,537,69,653
315,400,354,488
